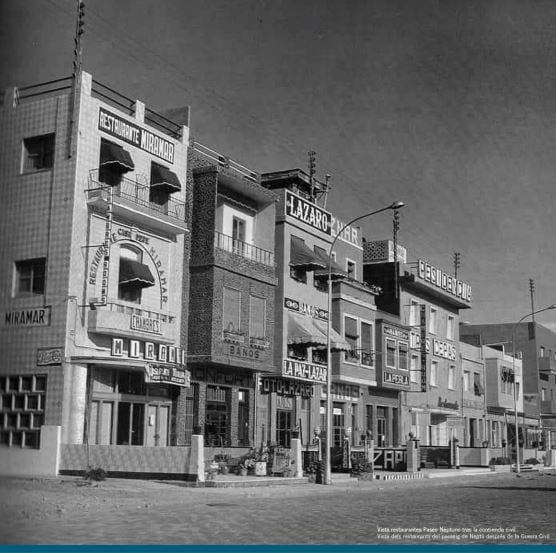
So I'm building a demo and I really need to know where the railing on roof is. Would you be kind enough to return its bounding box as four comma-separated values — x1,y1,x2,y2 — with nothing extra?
190,140,259,183
13,77,73,105
88,169,187,223
214,231,274,267
144,107,183,140
91,79,135,115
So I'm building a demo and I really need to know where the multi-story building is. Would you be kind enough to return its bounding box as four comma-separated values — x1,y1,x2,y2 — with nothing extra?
364,243,475,446
460,322,554,449
0,72,191,474
186,144,277,453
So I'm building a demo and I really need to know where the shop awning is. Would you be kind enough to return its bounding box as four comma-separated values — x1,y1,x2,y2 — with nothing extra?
313,246,348,280
151,162,181,193
312,318,351,351
100,140,134,173
287,313,350,351
474,373,484,396
118,258,155,288
289,236,327,271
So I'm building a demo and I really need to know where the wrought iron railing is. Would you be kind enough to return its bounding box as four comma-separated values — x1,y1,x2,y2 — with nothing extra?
88,169,186,222
214,231,274,267
95,300,175,324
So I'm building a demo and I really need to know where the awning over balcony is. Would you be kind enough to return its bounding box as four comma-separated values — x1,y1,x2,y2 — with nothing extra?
313,246,347,280
100,140,134,173
118,258,155,288
287,313,350,351
151,162,182,193
289,236,327,271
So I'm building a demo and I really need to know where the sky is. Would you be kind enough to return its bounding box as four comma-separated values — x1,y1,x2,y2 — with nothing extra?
2,0,556,328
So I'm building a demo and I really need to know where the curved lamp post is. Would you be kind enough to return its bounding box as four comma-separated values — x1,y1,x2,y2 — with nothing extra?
511,303,556,473
324,201,405,485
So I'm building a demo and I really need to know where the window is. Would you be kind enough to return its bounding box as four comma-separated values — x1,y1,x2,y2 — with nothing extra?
386,339,397,368
540,346,545,357
344,316,359,363
410,354,419,382
249,295,266,339
408,300,420,328
360,321,374,366
447,316,455,341
223,287,241,334
0,374,47,448
346,259,356,280
463,370,470,392
237,390,249,446
398,342,409,370
22,134,55,172
430,361,438,387
448,365,456,389
15,258,46,296
541,388,547,401
429,308,438,334
205,386,230,446
287,343,308,361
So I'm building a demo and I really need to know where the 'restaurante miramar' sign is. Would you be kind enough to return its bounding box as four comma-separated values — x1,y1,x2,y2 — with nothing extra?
98,108,175,164
286,191,331,235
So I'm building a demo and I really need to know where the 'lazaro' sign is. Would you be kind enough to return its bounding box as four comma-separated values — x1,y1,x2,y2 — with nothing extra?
285,191,331,235
283,359,327,383
99,108,175,164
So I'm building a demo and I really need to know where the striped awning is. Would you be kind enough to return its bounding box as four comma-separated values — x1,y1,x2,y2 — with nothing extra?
287,313,350,351
313,245,347,280
289,236,327,271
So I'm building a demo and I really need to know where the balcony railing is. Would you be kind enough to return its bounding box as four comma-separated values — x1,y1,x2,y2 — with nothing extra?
95,300,176,323
214,231,274,267
88,169,186,222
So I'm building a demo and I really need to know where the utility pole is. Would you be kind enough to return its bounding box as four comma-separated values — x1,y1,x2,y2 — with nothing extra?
454,252,461,279
308,151,316,202
393,209,401,298
67,0,85,158
530,279,536,323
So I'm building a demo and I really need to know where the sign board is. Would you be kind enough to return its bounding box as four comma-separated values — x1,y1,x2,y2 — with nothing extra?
131,315,161,334
145,364,190,387
285,190,331,235
4,307,51,327
99,108,175,164
417,260,472,304
259,377,314,397
283,359,327,383
420,304,427,392
383,371,409,386
284,297,328,321
37,347,63,366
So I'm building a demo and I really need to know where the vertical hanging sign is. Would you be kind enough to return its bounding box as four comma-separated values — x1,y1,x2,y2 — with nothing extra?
99,187,113,305
420,304,427,392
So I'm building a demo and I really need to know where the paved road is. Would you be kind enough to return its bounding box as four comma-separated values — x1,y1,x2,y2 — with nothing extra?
1,471,555,545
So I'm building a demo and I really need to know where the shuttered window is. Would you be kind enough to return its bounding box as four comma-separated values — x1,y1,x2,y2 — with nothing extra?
249,295,266,338
223,287,241,333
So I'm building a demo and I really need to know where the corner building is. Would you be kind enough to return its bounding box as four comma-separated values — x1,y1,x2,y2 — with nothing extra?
0,72,191,474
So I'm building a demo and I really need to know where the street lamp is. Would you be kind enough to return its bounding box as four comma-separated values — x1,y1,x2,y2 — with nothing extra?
324,201,405,485
511,303,556,473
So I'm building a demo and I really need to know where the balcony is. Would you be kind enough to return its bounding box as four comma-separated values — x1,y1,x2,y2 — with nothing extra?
541,399,556,415
214,231,274,267
539,357,556,374
88,300,177,344
86,170,188,235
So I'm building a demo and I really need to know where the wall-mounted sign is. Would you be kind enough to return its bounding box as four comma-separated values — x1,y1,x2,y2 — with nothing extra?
37,347,63,366
420,305,427,392
99,108,175,164
4,307,51,327
438,397,459,411
432,338,457,361
417,260,472,303
383,371,409,386
130,315,161,334
145,364,190,387
259,377,314,397
228,344,261,361
383,325,409,341
111,337,186,366
284,297,328,321
322,383,360,401
330,216,360,247
285,191,331,235
283,359,327,383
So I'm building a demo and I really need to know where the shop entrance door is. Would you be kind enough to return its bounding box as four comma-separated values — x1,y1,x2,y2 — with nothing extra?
277,409,292,448
146,404,170,446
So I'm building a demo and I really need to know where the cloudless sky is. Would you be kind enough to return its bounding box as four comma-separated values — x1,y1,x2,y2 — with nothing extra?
2,0,556,328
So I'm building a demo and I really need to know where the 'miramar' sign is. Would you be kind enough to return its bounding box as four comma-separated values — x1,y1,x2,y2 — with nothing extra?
98,108,175,164
285,191,331,235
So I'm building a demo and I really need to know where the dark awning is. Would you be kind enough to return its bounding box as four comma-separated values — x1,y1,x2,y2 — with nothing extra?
312,318,351,351
313,246,347,280
289,236,327,271
100,140,134,173
119,258,155,288
151,162,181,193
474,373,485,396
